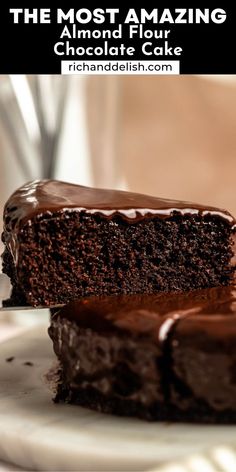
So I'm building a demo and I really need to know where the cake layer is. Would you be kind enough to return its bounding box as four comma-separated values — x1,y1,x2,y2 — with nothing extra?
170,300,236,413
48,287,236,422
2,180,236,306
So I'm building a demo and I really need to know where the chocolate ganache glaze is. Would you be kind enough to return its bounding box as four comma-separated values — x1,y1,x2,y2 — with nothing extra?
49,286,236,420
53,286,236,341
3,179,235,265
4,179,235,223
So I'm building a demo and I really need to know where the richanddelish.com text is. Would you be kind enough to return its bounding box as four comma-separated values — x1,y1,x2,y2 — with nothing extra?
61,60,180,74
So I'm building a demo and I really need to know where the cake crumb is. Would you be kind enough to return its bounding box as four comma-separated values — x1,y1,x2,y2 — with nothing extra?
6,356,15,362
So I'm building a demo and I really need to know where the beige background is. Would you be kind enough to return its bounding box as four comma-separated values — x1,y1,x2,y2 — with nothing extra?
1,75,236,227
122,76,236,215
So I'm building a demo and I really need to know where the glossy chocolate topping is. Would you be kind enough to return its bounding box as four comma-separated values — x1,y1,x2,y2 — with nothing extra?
3,180,235,268
4,179,235,228
54,286,236,343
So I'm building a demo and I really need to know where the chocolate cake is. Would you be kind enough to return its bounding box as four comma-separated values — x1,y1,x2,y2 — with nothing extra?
2,180,236,306
49,287,236,422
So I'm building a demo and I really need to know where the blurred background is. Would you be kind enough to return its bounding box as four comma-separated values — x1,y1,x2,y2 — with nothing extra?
1,74,236,237
1,74,236,471
1,75,236,334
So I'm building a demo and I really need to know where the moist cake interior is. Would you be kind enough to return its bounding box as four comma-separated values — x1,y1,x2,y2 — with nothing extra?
2,210,235,306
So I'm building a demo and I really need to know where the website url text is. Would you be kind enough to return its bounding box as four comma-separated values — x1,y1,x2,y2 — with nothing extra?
61,60,180,74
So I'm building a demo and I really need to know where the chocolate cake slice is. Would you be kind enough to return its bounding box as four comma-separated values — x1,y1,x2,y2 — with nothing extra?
48,287,236,422
2,179,236,306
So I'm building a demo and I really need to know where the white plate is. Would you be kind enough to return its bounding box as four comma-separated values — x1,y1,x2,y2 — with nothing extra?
0,325,235,471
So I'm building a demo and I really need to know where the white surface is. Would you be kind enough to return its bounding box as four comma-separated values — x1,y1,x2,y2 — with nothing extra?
149,445,236,472
0,327,236,472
